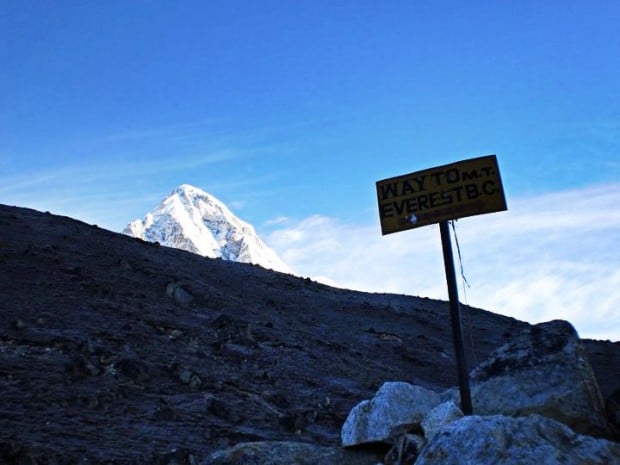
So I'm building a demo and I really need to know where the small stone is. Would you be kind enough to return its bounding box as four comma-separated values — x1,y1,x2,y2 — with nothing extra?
169,329,183,339
35,313,52,325
166,282,193,304
319,396,332,409
189,374,203,389
178,369,193,384
304,409,318,424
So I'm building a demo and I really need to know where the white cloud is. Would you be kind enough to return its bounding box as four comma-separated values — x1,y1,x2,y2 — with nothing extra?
266,183,620,341
263,215,290,226
228,200,247,211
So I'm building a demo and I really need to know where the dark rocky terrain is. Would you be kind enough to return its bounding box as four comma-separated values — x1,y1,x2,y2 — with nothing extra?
1,203,618,464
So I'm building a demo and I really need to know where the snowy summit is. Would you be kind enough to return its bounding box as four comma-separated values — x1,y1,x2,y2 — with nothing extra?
124,184,292,274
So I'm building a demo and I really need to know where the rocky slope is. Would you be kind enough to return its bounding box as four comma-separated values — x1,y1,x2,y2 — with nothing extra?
0,203,618,464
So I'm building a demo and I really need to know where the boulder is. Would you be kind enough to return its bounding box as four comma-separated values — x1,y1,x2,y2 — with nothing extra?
203,441,382,465
415,414,620,465
459,320,610,437
341,381,440,446
420,401,463,441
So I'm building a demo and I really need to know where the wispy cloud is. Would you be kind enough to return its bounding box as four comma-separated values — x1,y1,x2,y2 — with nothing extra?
266,183,620,341
0,150,240,230
0,150,237,191
89,117,230,145
264,216,291,226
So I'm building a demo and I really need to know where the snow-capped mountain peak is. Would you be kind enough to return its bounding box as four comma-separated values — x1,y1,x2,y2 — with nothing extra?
124,184,292,274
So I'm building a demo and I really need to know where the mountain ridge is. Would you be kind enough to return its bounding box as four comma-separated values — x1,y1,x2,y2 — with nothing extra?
124,184,292,274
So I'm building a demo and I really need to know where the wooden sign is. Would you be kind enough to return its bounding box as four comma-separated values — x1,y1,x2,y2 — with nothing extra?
376,155,507,235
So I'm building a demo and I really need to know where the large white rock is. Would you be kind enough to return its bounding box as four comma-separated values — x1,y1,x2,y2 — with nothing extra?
416,414,620,465
456,320,611,438
341,381,440,446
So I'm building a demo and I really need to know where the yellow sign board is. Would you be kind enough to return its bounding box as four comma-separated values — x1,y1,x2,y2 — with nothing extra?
376,155,507,235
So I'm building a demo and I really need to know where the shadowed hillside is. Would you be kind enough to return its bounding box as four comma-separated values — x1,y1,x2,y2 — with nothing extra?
1,204,618,464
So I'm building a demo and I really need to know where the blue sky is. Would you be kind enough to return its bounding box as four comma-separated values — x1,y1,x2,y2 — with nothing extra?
2,2,619,340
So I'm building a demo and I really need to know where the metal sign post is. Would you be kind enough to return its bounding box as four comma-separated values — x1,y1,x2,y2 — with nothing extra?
439,220,473,415
376,154,507,416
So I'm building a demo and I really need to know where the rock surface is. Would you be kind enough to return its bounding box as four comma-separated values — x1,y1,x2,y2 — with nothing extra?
341,382,440,446
416,414,620,465
337,320,618,463
420,401,463,441
465,320,611,437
